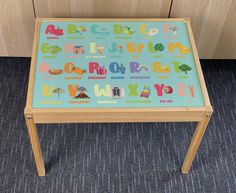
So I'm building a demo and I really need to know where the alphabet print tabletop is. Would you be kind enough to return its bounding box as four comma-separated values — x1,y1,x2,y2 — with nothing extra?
32,18,205,108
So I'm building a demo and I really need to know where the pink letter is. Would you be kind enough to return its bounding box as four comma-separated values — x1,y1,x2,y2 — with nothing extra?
64,43,74,53
89,62,100,73
163,24,170,34
189,85,195,97
154,84,165,96
176,84,187,96
39,63,50,73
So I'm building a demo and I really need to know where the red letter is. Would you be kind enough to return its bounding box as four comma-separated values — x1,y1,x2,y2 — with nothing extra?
45,25,55,35
89,62,100,73
154,84,165,96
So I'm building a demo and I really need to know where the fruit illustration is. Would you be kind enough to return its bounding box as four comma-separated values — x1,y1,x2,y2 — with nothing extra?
163,86,173,94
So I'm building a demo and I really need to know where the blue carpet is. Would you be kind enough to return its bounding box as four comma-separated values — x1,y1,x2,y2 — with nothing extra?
0,58,235,193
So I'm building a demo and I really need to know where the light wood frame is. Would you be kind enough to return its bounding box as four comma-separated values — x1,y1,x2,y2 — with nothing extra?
24,18,213,176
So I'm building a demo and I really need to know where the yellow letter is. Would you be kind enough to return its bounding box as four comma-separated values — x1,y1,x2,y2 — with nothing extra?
140,24,148,34
43,85,54,97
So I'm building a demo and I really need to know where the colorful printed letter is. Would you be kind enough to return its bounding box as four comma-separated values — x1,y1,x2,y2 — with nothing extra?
189,85,195,97
128,84,139,96
153,62,170,73
64,62,75,74
148,42,157,53
176,84,187,96
43,85,54,97
45,25,63,36
64,44,74,53
154,84,165,96
113,24,123,34
140,24,148,34
130,62,148,73
68,24,77,34
94,84,111,97
39,63,50,73
168,42,190,54
163,24,170,34
172,61,181,72
127,43,144,54
109,42,117,53
89,62,100,73
68,84,79,97
109,62,119,73
89,42,96,53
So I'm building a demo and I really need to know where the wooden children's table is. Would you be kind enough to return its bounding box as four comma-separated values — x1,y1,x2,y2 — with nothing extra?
25,18,213,176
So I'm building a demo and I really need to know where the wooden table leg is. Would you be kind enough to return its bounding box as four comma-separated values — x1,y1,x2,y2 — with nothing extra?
181,113,212,174
25,113,45,176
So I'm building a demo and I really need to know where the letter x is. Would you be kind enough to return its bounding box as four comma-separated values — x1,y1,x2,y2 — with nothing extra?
128,84,139,96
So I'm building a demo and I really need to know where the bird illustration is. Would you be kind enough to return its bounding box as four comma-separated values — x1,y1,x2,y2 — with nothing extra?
124,26,135,35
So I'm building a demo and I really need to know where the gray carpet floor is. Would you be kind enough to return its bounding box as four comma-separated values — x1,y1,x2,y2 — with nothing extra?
0,58,235,193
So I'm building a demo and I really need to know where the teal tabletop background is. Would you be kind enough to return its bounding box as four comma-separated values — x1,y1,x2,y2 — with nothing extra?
32,20,205,108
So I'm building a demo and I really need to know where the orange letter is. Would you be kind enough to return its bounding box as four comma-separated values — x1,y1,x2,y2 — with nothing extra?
64,62,75,74
68,84,79,97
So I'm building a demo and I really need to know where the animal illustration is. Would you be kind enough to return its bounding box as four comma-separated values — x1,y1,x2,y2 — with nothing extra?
170,26,179,34
124,26,135,35
72,66,87,75
76,26,87,35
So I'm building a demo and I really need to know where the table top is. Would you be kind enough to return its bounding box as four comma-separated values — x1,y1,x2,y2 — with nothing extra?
29,18,209,109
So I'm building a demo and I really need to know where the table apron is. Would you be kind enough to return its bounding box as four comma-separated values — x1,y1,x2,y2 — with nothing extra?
32,111,206,123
